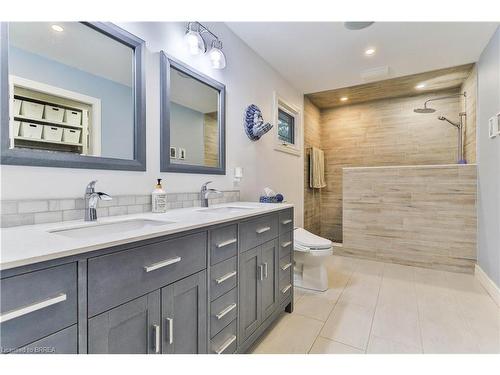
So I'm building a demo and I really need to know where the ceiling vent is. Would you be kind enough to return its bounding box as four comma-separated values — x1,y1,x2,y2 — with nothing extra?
361,66,390,81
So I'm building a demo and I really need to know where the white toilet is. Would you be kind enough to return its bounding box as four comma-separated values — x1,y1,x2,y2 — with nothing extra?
293,227,334,292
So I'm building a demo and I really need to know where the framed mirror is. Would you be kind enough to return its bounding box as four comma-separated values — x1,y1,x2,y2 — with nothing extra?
160,52,225,174
0,22,146,170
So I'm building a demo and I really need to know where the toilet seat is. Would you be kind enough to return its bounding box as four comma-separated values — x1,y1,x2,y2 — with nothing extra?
294,227,333,254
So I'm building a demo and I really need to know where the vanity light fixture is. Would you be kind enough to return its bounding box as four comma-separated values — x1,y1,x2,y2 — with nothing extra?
364,48,376,56
340,97,349,102
208,40,226,69
185,22,227,69
184,22,206,55
416,83,426,89
51,24,64,32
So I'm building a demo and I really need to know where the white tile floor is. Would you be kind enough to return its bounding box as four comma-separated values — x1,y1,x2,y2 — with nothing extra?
250,255,500,354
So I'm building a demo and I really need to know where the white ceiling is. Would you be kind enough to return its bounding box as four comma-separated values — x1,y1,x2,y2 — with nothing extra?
9,22,134,87
226,22,499,94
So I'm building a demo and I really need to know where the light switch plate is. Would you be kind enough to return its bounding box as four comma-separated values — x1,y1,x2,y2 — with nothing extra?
488,115,499,138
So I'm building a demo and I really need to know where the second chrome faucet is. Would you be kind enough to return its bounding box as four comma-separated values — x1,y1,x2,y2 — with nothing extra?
200,181,221,207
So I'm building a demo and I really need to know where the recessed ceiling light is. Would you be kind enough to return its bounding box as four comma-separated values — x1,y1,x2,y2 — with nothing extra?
51,24,64,32
415,83,426,89
340,97,349,102
364,48,376,56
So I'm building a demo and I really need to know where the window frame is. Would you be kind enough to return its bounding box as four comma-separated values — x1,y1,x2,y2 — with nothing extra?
273,92,302,156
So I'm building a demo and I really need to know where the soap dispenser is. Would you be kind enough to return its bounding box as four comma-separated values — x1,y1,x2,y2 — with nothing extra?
152,179,167,213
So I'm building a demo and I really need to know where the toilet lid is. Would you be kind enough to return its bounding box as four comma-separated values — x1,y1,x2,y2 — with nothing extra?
294,227,332,250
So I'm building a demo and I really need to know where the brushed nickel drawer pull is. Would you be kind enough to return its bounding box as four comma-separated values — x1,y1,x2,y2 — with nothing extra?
153,324,160,353
215,271,237,284
281,241,292,248
281,284,292,294
256,226,271,234
281,219,292,225
263,262,268,279
216,238,237,248
144,256,181,273
0,293,67,323
216,303,237,320
166,317,174,344
215,335,237,354
281,262,292,271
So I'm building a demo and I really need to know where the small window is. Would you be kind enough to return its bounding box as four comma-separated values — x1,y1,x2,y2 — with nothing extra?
278,108,295,144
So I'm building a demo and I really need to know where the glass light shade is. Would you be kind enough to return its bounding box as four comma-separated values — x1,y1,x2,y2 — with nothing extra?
184,30,205,55
208,46,226,69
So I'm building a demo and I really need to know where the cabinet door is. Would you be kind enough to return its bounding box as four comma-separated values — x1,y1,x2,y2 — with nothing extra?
88,290,160,354
161,271,207,354
239,246,261,342
261,239,279,321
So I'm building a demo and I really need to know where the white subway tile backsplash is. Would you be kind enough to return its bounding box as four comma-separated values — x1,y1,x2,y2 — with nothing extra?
127,205,144,214
118,196,136,206
1,201,17,215
0,190,239,228
18,200,49,214
34,211,63,224
63,209,85,221
1,214,35,227
49,199,75,211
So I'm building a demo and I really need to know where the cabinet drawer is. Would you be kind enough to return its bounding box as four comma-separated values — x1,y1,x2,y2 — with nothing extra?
210,224,238,265
210,256,237,301
0,263,77,352
279,275,293,302
279,209,294,234
279,231,293,258
88,232,207,317
210,319,237,354
239,214,278,253
210,288,237,338
279,254,293,282
11,325,77,354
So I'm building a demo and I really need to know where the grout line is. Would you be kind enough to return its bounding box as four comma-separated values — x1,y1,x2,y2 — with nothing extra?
413,267,426,354
364,266,384,353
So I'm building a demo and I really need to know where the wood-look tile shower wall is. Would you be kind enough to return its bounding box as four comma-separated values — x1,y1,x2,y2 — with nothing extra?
304,88,476,242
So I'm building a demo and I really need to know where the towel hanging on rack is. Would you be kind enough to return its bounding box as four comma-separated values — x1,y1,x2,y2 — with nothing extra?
310,146,326,189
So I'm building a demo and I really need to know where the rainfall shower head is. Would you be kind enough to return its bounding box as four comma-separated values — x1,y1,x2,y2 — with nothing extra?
413,107,436,114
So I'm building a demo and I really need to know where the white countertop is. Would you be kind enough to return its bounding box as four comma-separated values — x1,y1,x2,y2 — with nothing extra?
0,202,293,271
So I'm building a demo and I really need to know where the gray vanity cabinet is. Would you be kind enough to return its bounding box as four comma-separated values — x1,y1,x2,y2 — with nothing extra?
1,207,293,355
260,239,279,321
239,239,279,343
161,271,207,354
88,290,161,354
239,246,261,341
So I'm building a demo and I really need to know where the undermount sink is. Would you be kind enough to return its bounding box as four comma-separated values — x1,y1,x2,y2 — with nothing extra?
196,206,255,214
49,219,175,239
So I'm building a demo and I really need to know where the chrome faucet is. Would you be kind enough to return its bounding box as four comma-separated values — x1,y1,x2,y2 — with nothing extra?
84,180,112,221
200,181,222,207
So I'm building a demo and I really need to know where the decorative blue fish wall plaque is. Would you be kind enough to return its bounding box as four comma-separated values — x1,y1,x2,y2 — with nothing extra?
244,104,273,141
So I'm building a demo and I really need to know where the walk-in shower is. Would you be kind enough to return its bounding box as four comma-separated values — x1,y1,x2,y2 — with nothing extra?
413,93,467,164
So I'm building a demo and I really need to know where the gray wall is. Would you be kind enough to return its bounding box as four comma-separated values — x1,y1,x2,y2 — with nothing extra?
170,102,204,165
477,26,500,287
